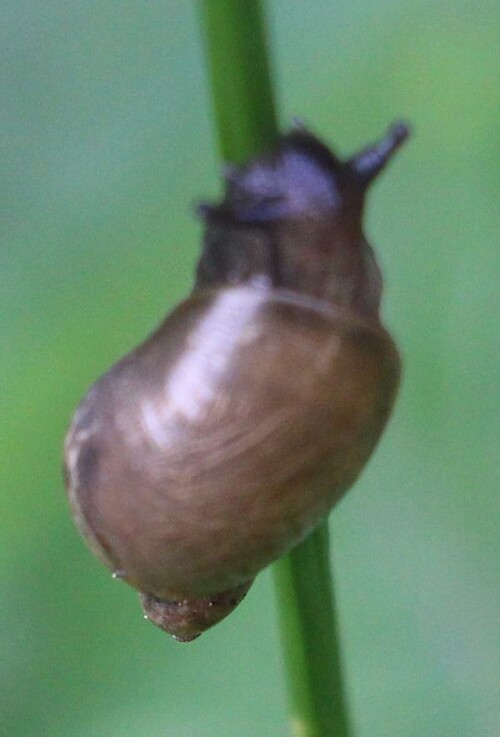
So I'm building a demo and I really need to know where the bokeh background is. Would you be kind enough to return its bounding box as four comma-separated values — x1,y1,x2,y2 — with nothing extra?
2,1,499,736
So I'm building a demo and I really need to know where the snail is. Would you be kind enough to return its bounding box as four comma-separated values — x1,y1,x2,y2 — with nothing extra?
64,121,409,641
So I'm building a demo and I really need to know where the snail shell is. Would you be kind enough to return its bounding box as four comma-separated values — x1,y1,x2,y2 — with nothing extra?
64,122,409,640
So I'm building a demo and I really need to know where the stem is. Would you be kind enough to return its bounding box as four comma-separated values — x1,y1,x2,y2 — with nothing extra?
199,0,278,163
273,526,351,737
198,2,351,735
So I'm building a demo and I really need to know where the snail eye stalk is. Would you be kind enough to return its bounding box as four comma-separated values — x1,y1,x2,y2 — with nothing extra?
349,122,411,186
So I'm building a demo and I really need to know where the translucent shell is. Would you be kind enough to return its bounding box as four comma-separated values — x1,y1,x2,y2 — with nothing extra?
65,285,400,603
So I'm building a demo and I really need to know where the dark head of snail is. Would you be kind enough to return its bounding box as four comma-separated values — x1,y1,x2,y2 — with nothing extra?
64,121,410,641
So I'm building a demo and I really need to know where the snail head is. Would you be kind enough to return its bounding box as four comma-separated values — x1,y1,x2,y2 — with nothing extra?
199,121,411,225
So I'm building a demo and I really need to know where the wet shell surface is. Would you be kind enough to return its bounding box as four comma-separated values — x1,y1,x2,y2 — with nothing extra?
65,286,399,600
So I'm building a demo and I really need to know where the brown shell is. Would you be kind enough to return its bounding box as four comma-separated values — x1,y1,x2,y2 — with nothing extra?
64,284,400,602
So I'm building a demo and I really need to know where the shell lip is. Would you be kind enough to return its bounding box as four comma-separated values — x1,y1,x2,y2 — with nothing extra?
190,282,389,337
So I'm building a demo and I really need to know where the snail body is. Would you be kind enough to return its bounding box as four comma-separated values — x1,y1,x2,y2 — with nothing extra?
64,122,409,640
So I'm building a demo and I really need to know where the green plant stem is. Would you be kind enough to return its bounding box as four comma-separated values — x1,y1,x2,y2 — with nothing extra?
199,0,278,163
273,526,350,737
199,2,351,736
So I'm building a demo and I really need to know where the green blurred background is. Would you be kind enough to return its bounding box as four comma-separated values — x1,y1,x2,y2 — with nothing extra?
1,1,499,735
